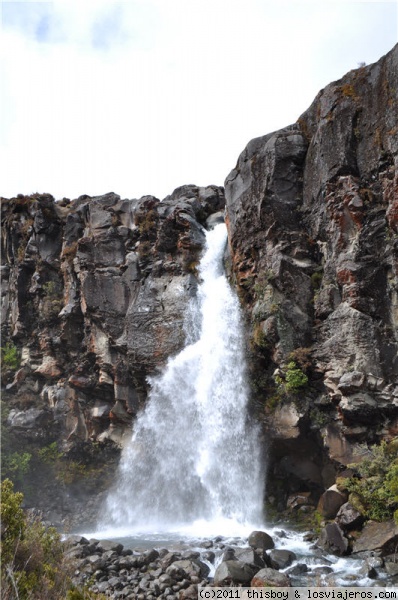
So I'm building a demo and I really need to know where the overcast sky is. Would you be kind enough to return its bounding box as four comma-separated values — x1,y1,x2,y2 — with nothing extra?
1,1,397,201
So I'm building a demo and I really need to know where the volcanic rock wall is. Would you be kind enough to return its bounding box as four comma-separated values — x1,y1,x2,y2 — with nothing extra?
1,186,224,522
224,43,398,508
1,185,225,443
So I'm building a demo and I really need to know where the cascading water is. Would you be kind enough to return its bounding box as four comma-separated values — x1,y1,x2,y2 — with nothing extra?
100,223,264,535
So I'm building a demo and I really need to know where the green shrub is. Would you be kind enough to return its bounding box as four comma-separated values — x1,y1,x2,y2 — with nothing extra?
285,361,308,392
38,442,62,464
1,479,72,599
2,451,32,485
275,361,308,394
346,440,398,521
57,460,88,485
1,342,20,371
1,479,25,565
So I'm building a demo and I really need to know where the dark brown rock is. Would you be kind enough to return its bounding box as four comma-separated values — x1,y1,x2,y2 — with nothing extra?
352,520,398,555
335,502,364,531
248,530,275,551
213,560,260,586
269,549,296,570
317,484,348,519
317,522,349,556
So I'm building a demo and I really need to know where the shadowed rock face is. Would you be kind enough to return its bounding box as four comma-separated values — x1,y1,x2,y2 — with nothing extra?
1,186,225,450
224,44,398,501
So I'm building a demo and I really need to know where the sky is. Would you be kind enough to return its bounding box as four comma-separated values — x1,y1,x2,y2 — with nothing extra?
1,0,397,202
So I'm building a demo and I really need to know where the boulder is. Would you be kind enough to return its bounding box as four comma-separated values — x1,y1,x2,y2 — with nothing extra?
96,539,124,554
269,549,296,570
235,547,266,568
317,484,348,519
248,530,275,551
64,534,89,547
220,548,237,562
170,559,209,579
179,584,199,599
251,567,291,587
385,561,398,577
358,556,384,579
352,520,398,556
286,563,308,576
213,560,260,586
335,502,364,531
287,492,313,511
202,550,215,563
317,523,349,556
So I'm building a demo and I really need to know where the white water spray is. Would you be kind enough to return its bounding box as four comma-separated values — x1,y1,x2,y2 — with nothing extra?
100,223,264,536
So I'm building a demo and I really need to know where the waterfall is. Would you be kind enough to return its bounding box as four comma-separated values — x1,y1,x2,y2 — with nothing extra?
101,223,264,535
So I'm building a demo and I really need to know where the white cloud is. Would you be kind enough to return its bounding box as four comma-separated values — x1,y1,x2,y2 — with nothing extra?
1,0,397,200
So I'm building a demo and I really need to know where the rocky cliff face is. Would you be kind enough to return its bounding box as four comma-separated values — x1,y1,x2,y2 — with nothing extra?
224,43,398,509
1,185,224,523
1,44,397,525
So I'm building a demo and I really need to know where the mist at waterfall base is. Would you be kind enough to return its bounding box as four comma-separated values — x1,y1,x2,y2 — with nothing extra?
93,223,265,543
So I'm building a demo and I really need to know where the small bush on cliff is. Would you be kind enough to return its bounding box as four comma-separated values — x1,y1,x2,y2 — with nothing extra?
275,361,308,394
346,440,398,522
1,341,20,372
285,362,308,392
1,479,72,599
38,441,63,464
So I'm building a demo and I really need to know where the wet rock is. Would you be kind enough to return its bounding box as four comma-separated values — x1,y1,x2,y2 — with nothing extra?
213,560,260,586
317,522,349,556
220,548,236,562
202,550,215,563
359,556,384,579
251,567,291,587
168,559,209,579
269,549,296,570
385,560,398,577
248,530,275,551
96,539,124,554
312,566,334,575
235,547,266,568
286,563,308,576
